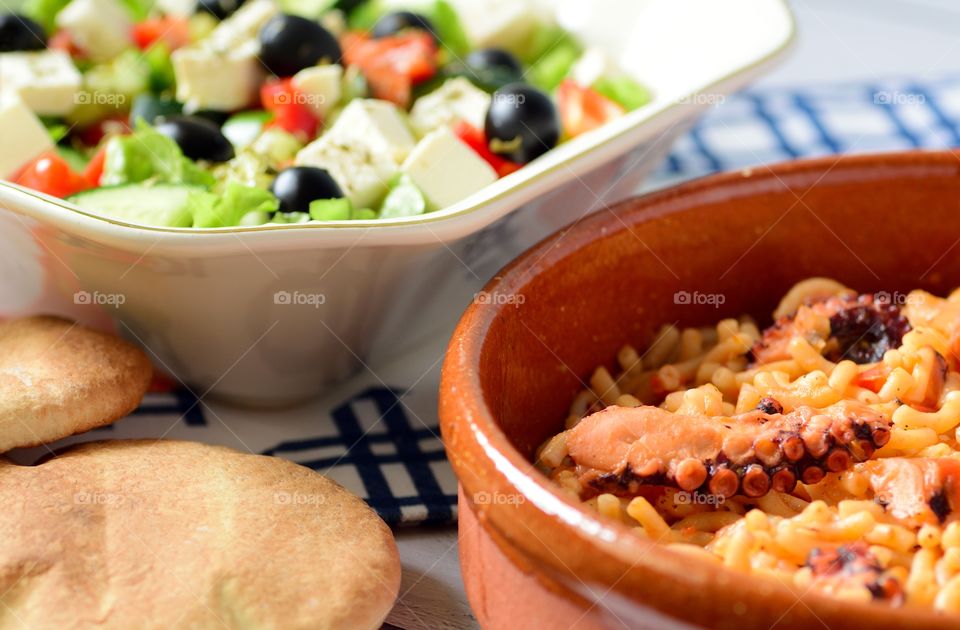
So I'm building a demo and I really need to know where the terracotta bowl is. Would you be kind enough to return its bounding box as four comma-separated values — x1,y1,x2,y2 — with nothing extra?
439,150,960,629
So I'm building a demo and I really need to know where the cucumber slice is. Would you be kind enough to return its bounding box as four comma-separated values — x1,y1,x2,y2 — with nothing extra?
379,175,426,219
129,94,182,127
222,111,274,150
68,184,203,228
309,197,351,221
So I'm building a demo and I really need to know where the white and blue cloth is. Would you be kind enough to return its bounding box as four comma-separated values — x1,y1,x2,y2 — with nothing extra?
43,77,960,527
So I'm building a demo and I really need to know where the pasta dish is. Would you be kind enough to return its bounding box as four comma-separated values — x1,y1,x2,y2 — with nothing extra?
537,278,960,613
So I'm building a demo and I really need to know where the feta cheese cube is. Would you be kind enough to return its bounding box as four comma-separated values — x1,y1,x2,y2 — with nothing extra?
56,0,131,63
0,50,81,116
0,99,54,179
205,0,277,52
327,99,416,163
409,77,491,137
155,0,195,16
571,47,621,87
295,98,417,207
402,127,497,211
320,9,346,36
447,0,542,54
296,135,399,209
172,0,278,112
173,47,264,112
291,64,342,118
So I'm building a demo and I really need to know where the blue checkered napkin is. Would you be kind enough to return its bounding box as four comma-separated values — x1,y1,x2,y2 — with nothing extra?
261,387,456,525
16,385,456,526
67,76,960,528
654,76,960,185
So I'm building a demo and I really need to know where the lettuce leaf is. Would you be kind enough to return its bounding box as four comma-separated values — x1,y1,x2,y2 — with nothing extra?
21,0,70,33
430,0,469,57
189,183,280,228
523,25,582,92
101,124,214,187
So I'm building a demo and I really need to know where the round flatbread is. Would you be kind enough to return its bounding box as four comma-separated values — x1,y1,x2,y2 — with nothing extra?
0,440,401,629
0,316,152,452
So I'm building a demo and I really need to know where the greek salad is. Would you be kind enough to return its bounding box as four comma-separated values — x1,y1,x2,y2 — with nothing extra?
0,0,651,228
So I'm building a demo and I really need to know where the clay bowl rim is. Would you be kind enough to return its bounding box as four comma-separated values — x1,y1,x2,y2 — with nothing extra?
439,149,960,629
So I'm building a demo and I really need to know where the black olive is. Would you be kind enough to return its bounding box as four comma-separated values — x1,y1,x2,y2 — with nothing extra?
485,83,559,164
457,48,525,92
270,166,344,213
192,109,231,127
154,116,235,163
258,14,341,78
129,94,182,126
0,14,46,52
466,48,523,77
371,11,436,40
196,0,245,20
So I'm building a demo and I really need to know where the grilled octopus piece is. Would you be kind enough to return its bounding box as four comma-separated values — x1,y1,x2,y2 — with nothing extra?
752,293,911,365
565,400,891,499
863,458,960,526
805,543,904,603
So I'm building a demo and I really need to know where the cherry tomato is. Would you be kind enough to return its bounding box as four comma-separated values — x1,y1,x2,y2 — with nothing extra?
453,121,522,178
15,152,92,198
342,31,437,107
132,16,191,51
557,79,625,138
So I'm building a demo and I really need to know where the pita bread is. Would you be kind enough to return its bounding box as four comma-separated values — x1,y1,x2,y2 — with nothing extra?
0,440,401,629
0,316,152,452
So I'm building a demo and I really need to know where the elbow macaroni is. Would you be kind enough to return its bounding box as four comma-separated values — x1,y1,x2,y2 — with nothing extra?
541,280,960,613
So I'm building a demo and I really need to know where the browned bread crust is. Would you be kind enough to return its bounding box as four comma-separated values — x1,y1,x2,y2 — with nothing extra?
0,440,401,629
0,316,152,452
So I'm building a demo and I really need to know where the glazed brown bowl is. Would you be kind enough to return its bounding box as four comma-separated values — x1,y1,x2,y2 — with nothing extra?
439,151,960,629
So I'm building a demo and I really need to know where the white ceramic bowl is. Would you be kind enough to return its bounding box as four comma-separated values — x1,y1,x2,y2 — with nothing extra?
0,0,795,406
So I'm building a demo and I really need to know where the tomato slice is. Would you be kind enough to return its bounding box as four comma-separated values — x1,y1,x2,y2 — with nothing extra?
83,147,108,187
260,77,319,141
132,17,191,51
16,152,92,199
557,79,625,138
453,121,522,178
852,365,890,394
48,30,86,58
260,77,294,111
342,31,437,107
76,117,130,148
266,103,318,141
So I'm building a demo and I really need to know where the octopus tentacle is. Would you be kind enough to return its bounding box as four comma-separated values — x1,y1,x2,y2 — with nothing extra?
752,293,911,365
805,543,904,604
564,399,891,499
861,458,960,526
